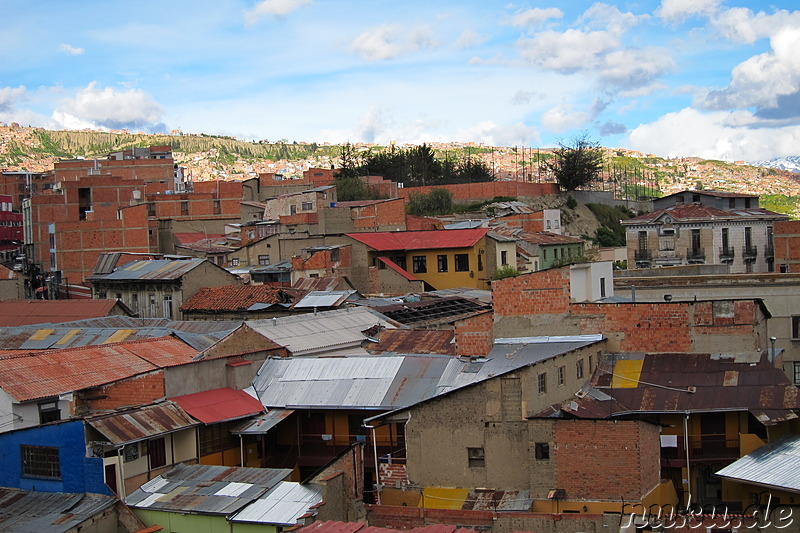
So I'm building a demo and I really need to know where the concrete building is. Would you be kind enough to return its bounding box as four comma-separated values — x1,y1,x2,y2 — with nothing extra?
623,190,787,273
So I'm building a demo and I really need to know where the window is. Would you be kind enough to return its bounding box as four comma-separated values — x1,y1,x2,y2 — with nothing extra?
301,201,313,211
501,250,508,266
638,231,648,251
437,254,448,272
794,362,800,385
538,372,547,394
534,442,550,460
588,354,593,371
163,294,173,319
330,248,340,262
180,201,188,215
230,258,239,266
412,255,427,274
454,254,469,272
600,277,606,298
478,252,483,271
729,198,736,208
38,401,60,424
554,220,559,228
792,316,800,339
213,199,221,214
131,293,139,314
745,198,752,208
21,445,60,478
692,194,700,202
576,359,584,379
149,294,156,316
258,254,270,266
290,205,297,215
543,249,547,260
546,220,551,229
557,366,565,386
149,437,166,468
467,447,485,467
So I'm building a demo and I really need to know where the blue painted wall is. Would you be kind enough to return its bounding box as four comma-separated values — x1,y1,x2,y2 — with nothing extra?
0,420,110,495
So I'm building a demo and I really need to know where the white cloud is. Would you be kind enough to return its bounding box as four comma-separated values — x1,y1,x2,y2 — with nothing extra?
453,121,540,147
627,107,800,160
541,103,592,133
350,24,440,61
655,0,720,22
517,29,619,73
245,0,312,25
455,29,489,48
0,86,26,113
510,89,544,105
59,44,84,56
579,3,643,34
598,48,676,89
509,8,563,28
701,27,800,118
53,82,164,131
712,7,800,44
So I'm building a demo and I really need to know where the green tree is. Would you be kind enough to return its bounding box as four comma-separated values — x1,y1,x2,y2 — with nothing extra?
547,133,604,191
491,265,520,280
406,188,454,216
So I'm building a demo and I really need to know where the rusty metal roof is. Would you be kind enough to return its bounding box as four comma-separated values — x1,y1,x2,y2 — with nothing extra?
542,352,800,424
87,400,199,445
232,409,295,435
298,522,485,533
359,296,491,328
0,336,198,402
365,329,456,356
126,463,292,515
0,299,127,327
347,228,488,251
88,258,207,281
0,488,116,533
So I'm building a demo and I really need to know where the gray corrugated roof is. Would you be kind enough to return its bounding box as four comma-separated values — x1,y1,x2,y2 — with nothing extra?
248,307,398,356
88,258,206,281
253,336,602,411
126,464,292,515
293,290,357,309
232,409,295,435
0,489,116,533
716,435,800,493
230,482,323,525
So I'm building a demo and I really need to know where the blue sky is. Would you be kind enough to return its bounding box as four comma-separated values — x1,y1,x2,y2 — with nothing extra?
1,0,799,161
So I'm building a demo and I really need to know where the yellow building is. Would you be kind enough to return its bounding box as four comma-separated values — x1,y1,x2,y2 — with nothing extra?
347,228,515,291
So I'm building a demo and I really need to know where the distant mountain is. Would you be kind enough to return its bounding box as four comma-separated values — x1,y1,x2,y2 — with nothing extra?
749,156,800,173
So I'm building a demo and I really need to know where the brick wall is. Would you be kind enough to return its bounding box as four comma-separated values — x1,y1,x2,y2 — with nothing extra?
455,311,494,356
774,220,800,273
79,371,166,412
492,268,572,316
398,181,559,202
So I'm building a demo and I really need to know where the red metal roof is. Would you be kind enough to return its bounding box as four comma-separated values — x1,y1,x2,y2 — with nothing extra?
181,285,294,312
347,228,488,251
171,387,264,424
378,257,418,281
0,336,199,401
0,299,124,327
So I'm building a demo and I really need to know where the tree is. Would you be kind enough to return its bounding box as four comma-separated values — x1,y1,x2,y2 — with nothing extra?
547,133,604,191
406,188,454,216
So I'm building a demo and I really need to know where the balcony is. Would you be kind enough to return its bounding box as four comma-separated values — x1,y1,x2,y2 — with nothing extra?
686,247,705,262
719,246,735,262
634,249,652,261
742,245,758,258
661,434,741,467
765,244,774,258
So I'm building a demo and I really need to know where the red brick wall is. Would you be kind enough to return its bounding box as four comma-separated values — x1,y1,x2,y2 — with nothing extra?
774,220,800,273
455,311,494,356
398,181,559,202
492,268,572,316
405,215,441,231
500,211,546,233
552,419,660,501
351,199,406,229
80,371,166,411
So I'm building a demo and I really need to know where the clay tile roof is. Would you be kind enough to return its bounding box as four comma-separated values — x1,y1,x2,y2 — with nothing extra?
0,336,199,402
181,285,292,312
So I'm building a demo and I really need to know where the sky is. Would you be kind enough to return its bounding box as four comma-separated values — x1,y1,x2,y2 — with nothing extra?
1,0,799,161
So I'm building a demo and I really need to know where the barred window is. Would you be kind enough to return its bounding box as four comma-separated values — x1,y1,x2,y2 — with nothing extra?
21,445,60,479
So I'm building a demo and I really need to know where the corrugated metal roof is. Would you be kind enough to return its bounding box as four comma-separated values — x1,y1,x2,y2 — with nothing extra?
0,336,198,402
0,299,125,327
716,435,800,493
230,482,323,525
347,228,488,252
126,464,292,515
0,489,116,533
88,258,207,281
623,203,788,225
87,401,200,445
172,387,264,424
365,329,456,356
293,291,357,309
232,409,295,435
298,522,484,533
248,307,398,356
255,337,601,411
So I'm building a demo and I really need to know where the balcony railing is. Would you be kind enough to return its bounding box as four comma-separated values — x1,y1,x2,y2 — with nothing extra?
661,434,740,467
765,244,774,258
743,245,758,258
634,249,652,261
719,246,735,261
686,247,705,261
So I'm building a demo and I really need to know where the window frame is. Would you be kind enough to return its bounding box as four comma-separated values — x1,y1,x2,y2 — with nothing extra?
21,445,61,479
576,359,584,379
454,253,470,272
534,442,550,460
412,255,427,274
537,372,547,394
792,316,800,340
258,254,270,266
437,254,448,273
467,447,485,468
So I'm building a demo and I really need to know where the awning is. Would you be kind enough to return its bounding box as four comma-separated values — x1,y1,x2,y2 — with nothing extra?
87,401,199,445
232,409,294,435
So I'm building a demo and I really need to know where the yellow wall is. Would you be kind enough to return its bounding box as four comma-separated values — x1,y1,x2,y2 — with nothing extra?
376,238,489,290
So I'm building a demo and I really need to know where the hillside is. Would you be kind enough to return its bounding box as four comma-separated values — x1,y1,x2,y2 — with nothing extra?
3,124,800,217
